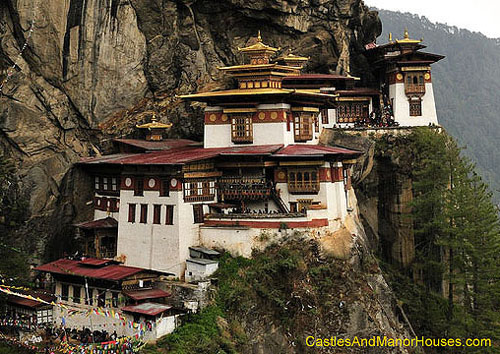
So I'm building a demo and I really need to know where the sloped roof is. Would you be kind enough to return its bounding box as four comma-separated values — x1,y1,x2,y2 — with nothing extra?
114,139,200,151
75,217,118,229
273,144,362,158
121,303,172,316
35,258,147,281
7,290,56,309
123,288,171,301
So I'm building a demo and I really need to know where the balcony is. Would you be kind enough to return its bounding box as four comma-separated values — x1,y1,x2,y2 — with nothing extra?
405,84,425,95
218,177,273,201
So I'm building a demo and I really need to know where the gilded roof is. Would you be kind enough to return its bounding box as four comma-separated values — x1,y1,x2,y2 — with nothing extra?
237,31,279,54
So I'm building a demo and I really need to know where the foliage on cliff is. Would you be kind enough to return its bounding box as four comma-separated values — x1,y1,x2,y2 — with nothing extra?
381,128,500,351
146,237,408,354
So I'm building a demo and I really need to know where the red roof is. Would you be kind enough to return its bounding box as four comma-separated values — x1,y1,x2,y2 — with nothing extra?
273,144,361,157
7,290,56,309
121,303,172,317
123,288,171,301
79,144,284,166
35,258,147,281
75,217,118,229
114,139,200,151
79,258,111,266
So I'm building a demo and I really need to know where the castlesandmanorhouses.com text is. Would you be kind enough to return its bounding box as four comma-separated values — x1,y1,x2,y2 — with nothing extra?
305,336,492,348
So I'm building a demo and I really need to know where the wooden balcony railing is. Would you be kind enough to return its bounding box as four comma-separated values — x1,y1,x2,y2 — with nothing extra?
218,177,273,201
405,85,425,95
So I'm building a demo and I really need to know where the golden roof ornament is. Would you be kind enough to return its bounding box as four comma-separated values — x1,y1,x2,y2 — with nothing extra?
136,112,172,141
238,31,280,65
136,112,173,130
389,32,393,43
396,28,422,44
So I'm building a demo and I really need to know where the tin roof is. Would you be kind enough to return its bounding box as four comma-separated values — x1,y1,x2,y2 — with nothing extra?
75,217,118,229
35,258,147,281
123,288,171,301
273,144,362,158
7,290,56,309
189,246,221,256
79,144,284,166
121,302,172,317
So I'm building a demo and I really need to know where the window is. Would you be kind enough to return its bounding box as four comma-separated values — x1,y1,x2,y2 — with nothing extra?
140,204,148,223
231,115,253,143
134,177,144,196
193,204,204,224
37,309,52,324
61,284,69,302
112,292,119,308
409,100,422,116
297,199,313,213
183,179,216,202
165,205,174,225
293,113,313,141
111,177,118,191
73,286,81,304
405,73,425,94
336,102,369,124
160,179,170,197
287,169,320,194
289,202,297,213
153,204,161,224
94,176,100,190
314,115,320,132
128,204,136,223
321,109,329,124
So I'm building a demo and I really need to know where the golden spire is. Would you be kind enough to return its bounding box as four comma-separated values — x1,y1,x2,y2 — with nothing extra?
257,30,262,42
136,111,172,141
396,28,422,44
389,32,393,43
237,32,280,65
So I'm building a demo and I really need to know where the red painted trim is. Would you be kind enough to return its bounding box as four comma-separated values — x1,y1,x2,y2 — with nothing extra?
204,112,228,125
331,167,343,182
144,177,160,191
121,176,135,190
319,167,332,182
253,110,287,123
203,218,329,228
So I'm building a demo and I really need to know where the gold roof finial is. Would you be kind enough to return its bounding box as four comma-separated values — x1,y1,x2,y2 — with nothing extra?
389,32,393,43
396,28,422,44
136,111,172,130
257,30,262,42
404,28,410,39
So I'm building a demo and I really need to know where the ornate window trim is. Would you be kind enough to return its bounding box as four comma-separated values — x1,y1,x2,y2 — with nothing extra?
287,168,320,194
231,114,253,143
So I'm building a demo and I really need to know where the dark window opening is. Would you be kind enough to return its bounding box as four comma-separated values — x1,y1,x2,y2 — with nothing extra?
128,204,136,223
193,204,204,224
73,286,81,304
140,204,148,223
165,205,174,225
153,204,161,224
61,284,69,302
160,179,170,197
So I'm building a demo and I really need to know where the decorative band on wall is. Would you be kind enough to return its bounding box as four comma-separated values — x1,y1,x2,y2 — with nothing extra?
203,218,329,228
319,167,332,182
121,176,134,190
205,110,288,125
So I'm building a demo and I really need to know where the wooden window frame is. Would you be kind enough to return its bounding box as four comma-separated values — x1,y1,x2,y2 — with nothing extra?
409,99,422,117
183,179,216,202
336,102,369,124
287,168,320,194
193,204,204,224
153,204,161,224
321,108,329,125
293,113,314,142
128,204,136,223
140,204,148,223
231,114,253,143
165,205,174,225
405,73,426,95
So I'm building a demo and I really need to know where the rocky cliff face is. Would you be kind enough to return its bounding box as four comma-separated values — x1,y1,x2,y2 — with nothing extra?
0,0,380,221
